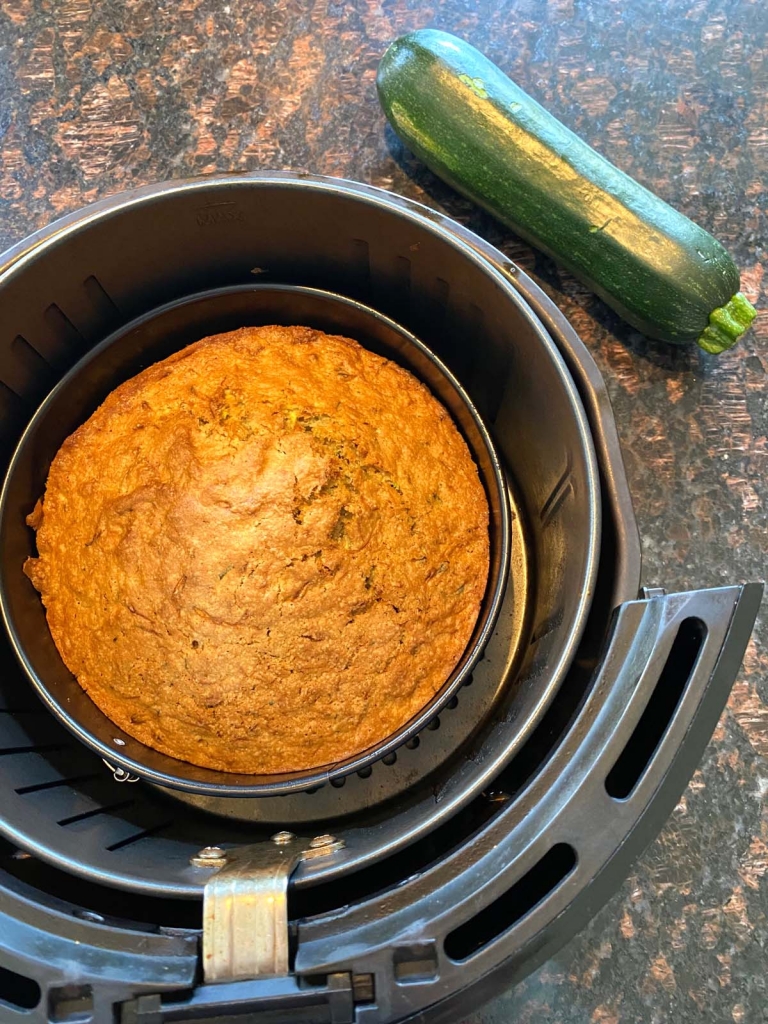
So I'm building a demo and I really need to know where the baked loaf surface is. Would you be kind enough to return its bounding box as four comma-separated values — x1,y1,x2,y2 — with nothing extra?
24,326,490,774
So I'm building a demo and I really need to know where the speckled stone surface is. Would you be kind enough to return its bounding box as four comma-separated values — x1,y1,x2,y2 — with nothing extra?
1,0,766,1021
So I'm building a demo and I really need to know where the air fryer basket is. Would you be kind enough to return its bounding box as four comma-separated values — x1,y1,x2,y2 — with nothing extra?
0,174,601,800
0,284,512,795
0,174,760,1024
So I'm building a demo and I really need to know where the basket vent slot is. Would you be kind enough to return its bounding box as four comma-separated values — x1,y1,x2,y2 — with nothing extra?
83,274,120,321
49,984,93,1022
44,303,87,364
105,821,174,852
606,616,706,800
444,843,576,961
58,800,135,827
0,743,67,757
16,772,101,795
393,942,439,984
2,335,54,402
0,380,31,433
0,964,41,1011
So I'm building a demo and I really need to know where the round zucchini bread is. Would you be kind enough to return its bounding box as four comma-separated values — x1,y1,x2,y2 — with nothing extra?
24,326,490,773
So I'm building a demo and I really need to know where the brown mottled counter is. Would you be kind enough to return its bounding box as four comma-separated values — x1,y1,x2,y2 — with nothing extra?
1,0,766,1021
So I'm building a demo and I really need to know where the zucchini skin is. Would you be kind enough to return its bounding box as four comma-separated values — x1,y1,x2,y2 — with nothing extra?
377,30,755,351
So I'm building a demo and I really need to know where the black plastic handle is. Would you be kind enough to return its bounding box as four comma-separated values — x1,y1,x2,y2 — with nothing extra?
120,973,356,1024
120,582,767,1024
292,583,763,1024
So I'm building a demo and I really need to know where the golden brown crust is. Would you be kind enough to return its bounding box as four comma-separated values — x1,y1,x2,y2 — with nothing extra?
24,326,490,774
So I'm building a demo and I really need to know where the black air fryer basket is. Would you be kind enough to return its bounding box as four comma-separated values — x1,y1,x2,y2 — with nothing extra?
0,173,761,1024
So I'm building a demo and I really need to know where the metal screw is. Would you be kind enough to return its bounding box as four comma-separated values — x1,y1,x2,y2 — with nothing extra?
309,834,337,850
271,831,296,845
302,834,346,861
486,790,511,804
190,845,228,868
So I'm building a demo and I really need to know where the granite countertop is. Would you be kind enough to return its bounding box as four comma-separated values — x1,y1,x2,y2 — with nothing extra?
1,0,766,1021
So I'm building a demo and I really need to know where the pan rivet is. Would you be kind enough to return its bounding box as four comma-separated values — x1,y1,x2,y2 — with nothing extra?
309,834,337,849
75,909,105,923
190,845,228,868
487,790,511,804
271,831,297,845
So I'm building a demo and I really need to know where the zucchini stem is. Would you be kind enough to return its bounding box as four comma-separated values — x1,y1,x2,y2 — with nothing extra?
697,292,758,354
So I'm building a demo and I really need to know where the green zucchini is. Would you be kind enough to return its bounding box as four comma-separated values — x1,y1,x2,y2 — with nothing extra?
377,30,756,353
